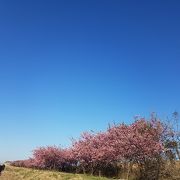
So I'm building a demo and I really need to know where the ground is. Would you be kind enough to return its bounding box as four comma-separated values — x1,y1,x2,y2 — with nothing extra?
0,165,110,180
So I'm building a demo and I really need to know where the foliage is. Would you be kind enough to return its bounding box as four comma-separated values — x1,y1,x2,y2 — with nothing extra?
11,115,179,179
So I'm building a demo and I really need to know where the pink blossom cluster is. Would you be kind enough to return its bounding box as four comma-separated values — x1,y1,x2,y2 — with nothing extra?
11,146,76,172
72,119,164,168
11,118,165,175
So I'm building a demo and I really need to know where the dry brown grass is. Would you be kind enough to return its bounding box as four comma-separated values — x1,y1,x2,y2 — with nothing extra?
0,165,109,180
2,163,180,180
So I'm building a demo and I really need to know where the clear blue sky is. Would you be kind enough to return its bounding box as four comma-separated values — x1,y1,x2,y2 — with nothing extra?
0,0,180,162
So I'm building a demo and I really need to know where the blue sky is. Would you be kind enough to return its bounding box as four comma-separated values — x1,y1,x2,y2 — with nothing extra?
0,0,180,162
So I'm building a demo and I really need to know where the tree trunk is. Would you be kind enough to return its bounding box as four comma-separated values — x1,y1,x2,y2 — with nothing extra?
155,158,161,180
82,166,86,174
98,170,101,177
126,162,131,180
90,163,94,175
175,146,180,160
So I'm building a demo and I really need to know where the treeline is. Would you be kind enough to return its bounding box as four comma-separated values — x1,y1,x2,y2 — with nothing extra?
11,115,180,179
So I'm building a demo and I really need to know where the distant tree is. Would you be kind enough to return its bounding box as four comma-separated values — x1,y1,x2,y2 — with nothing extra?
163,112,180,161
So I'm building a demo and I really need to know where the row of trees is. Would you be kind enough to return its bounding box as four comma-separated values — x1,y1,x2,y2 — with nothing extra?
11,114,180,179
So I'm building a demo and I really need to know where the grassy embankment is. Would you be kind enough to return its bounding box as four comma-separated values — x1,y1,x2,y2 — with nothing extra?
0,165,110,180
2,163,180,180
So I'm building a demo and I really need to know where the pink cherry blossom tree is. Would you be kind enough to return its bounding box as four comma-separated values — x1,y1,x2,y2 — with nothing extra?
11,116,170,179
